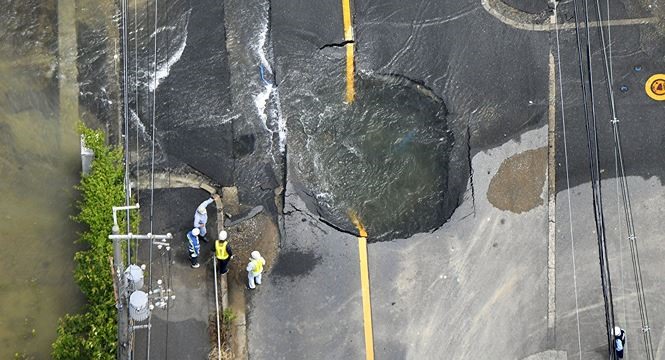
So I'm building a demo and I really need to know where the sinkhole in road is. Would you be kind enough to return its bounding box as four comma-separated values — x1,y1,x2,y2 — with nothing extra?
291,75,467,241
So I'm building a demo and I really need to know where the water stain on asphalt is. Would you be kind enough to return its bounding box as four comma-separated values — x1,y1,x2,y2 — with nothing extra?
486,147,547,213
271,250,321,278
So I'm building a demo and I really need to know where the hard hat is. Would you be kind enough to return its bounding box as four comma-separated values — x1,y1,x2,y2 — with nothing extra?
218,230,228,240
197,206,207,214
192,228,200,236
251,251,261,260
614,326,622,336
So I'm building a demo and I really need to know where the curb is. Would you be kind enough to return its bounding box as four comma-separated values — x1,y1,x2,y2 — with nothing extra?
204,184,248,360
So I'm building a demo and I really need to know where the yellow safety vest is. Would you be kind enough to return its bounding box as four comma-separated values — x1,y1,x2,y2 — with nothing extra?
215,241,229,260
251,258,264,275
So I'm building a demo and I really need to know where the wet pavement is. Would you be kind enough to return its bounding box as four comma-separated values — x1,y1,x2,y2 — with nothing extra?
247,0,665,359
248,0,553,357
4,0,662,358
134,188,218,360
552,1,665,358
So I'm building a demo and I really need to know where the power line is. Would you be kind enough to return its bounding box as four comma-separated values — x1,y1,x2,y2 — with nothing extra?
590,0,655,356
552,4,583,359
121,0,131,262
164,249,173,359
146,0,159,356
571,0,617,356
134,0,141,266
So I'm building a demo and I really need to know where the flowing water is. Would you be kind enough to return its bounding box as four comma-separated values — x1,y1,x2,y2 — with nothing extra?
0,1,85,358
287,74,462,240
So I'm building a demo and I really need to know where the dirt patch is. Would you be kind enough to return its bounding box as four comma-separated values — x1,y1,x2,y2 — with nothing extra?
225,213,279,286
219,210,280,360
487,147,547,213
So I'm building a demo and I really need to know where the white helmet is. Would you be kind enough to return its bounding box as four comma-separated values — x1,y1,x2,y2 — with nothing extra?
251,251,261,260
191,228,200,236
218,230,228,240
614,326,622,336
197,206,207,214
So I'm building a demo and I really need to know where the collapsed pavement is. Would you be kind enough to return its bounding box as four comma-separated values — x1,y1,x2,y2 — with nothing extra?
112,0,665,358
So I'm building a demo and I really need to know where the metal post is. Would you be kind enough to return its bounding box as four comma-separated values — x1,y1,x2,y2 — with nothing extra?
112,224,130,360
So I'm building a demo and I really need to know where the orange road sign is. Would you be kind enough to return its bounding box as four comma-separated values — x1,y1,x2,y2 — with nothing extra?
645,74,665,101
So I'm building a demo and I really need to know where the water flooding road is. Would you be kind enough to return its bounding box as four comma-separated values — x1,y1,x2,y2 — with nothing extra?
0,1,83,358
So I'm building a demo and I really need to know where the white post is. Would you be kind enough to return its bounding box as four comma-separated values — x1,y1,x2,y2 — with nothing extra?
214,254,222,359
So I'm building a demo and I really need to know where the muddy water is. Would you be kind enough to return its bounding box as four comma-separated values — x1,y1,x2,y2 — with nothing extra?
0,1,83,358
287,73,462,241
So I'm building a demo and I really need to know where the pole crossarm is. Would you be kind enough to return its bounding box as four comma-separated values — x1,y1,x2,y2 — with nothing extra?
109,233,173,241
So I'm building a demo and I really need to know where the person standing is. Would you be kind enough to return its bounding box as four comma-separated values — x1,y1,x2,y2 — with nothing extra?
614,326,626,359
194,194,220,242
214,230,233,275
187,228,201,268
246,251,266,290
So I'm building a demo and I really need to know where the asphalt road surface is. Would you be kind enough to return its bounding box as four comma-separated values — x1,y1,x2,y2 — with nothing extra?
248,0,665,359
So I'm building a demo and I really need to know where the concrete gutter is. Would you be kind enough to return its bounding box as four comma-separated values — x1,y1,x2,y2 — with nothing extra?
136,171,218,190
203,184,248,360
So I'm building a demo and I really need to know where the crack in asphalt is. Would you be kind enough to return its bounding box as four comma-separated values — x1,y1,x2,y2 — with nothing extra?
318,40,354,50
284,195,361,237
466,122,476,216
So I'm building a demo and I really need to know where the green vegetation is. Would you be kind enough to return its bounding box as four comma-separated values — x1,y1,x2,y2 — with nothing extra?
52,124,138,359
222,308,236,327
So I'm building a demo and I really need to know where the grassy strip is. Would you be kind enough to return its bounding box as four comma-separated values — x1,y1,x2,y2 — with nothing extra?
207,309,236,360
52,124,137,359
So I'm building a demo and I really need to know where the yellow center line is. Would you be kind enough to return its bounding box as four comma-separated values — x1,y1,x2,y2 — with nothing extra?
341,0,355,103
357,235,375,360
349,211,374,359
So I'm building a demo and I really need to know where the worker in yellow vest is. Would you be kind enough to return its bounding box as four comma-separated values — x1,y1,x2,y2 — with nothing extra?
246,251,266,290
214,230,233,275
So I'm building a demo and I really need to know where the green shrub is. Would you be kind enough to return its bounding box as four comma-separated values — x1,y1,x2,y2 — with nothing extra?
52,124,138,360
222,308,236,327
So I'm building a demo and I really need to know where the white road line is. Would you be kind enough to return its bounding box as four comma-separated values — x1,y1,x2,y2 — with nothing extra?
481,0,659,32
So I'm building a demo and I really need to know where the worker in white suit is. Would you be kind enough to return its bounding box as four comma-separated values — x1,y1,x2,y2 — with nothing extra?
246,251,266,290
193,194,219,242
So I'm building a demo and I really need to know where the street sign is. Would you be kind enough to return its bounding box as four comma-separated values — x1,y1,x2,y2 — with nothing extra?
645,74,665,101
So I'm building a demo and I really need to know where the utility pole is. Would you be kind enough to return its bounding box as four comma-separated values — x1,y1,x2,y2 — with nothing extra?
110,204,173,360
111,222,127,359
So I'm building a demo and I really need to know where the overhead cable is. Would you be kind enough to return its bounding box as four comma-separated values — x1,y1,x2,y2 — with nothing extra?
552,4,583,359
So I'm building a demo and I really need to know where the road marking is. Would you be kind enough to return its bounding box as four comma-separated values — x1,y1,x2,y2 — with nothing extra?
645,74,665,101
358,237,375,360
341,0,355,103
481,0,658,32
350,212,374,360
547,30,557,331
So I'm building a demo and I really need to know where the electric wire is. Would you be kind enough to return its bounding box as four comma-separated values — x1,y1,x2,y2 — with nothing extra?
121,0,131,253
572,0,617,356
162,6,172,358
164,249,173,359
590,0,654,356
120,0,132,358
614,145,629,358
134,0,140,266
552,4,583,359
581,0,618,349
146,0,159,357
130,0,140,355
